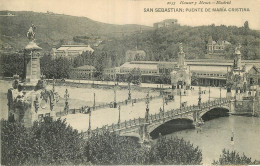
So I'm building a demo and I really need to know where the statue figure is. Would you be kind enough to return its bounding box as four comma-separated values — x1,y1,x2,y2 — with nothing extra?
27,24,36,41
179,43,184,54
235,43,241,54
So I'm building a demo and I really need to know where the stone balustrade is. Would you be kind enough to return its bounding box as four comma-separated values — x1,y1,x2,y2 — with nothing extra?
84,97,234,138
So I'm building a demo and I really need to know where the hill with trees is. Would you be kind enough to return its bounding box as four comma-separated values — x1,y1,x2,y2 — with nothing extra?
0,11,151,52
1,11,259,78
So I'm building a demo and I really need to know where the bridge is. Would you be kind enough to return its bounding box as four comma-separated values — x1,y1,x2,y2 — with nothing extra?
84,97,235,142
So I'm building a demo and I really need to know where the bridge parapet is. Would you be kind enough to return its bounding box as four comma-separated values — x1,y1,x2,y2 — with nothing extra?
84,97,234,140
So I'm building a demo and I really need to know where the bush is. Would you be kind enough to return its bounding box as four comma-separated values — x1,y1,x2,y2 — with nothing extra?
1,120,29,165
213,149,257,165
85,131,148,165
149,136,202,165
1,117,86,165
85,132,202,165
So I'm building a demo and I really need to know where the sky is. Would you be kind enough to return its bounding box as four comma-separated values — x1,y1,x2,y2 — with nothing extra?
1,0,260,29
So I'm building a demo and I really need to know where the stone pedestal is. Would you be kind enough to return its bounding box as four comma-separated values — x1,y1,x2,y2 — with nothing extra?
25,52,41,84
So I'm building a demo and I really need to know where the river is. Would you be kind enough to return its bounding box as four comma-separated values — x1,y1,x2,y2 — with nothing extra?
164,115,260,165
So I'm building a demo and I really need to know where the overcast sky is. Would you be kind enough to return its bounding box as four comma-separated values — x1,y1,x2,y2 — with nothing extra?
1,0,260,29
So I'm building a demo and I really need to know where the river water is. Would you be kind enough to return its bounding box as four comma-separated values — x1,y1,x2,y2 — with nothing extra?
165,115,260,165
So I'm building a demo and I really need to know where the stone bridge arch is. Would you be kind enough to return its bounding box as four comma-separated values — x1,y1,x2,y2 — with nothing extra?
199,106,230,121
148,118,194,139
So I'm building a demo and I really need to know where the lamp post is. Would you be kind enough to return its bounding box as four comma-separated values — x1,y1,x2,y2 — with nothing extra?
128,81,131,100
220,86,222,101
118,105,121,127
208,84,211,102
162,93,165,121
198,85,201,109
52,77,55,92
180,84,182,112
162,93,165,112
88,108,91,135
145,92,150,123
64,88,70,115
93,93,96,110
114,85,117,108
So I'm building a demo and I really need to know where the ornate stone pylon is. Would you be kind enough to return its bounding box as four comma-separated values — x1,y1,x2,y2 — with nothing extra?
7,24,58,127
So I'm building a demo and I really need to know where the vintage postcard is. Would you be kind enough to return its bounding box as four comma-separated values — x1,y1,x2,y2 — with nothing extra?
0,0,259,165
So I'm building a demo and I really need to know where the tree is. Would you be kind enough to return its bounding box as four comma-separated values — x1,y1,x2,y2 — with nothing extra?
53,57,72,78
149,136,202,165
213,149,256,165
84,131,146,165
243,21,249,34
157,74,171,84
40,54,55,78
131,68,142,85
126,68,142,85
1,52,24,77
191,73,199,86
1,120,29,165
1,118,86,165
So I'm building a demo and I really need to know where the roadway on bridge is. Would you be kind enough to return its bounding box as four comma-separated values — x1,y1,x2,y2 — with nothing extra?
60,86,235,132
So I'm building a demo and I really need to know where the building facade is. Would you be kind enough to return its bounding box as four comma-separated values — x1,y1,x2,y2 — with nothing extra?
190,64,231,86
207,36,231,54
103,59,260,86
51,45,94,60
227,44,260,93
153,19,178,29
117,61,159,83
103,67,120,80
102,44,260,87
69,65,96,80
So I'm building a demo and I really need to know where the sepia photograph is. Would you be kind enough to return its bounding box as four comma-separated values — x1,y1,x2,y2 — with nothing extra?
0,0,260,165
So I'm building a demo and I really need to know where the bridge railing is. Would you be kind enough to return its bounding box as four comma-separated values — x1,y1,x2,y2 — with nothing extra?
84,97,234,138
147,97,233,123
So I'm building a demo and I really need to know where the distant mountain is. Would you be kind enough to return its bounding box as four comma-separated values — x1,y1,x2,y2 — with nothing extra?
0,11,152,51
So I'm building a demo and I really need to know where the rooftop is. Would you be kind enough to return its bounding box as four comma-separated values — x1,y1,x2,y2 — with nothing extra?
190,65,230,73
120,62,158,70
56,45,94,53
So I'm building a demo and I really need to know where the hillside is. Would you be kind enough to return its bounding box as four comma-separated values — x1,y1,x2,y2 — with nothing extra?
0,11,259,75
0,11,151,51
